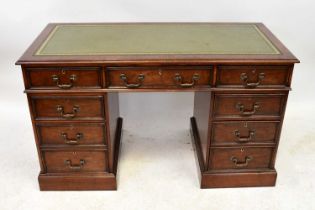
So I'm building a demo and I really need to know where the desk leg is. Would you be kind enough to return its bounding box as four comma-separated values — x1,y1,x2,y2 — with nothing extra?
38,93,123,191
38,118,123,191
192,91,277,188
190,117,277,188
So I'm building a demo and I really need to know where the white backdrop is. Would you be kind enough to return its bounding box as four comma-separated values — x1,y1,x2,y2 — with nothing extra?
0,0,315,209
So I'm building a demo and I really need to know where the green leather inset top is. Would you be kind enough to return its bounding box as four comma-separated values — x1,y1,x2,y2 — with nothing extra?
35,24,280,56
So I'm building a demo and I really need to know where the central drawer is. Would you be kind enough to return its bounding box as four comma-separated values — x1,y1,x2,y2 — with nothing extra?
213,93,287,120
43,150,108,173
30,95,105,121
107,66,212,88
209,147,274,170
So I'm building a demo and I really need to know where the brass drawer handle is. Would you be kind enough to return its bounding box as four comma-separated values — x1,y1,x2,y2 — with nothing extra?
52,74,77,89
240,72,265,88
61,132,83,145
234,130,255,143
236,103,259,116
174,73,200,88
64,159,85,170
56,105,79,119
230,156,252,167
120,74,145,88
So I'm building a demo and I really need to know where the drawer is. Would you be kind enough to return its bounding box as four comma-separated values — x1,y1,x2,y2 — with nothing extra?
216,65,291,88
209,147,273,170
211,121,280,146
36,123,106,145
43,150,108,173
30,95,105,121
24,67,103,89
213,93,286,120
107,66,212,88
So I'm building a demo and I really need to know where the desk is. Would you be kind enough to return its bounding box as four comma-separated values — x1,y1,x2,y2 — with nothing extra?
16,23,299,190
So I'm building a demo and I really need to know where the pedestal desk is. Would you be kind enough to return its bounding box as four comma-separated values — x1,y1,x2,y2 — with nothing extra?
16,23,299,190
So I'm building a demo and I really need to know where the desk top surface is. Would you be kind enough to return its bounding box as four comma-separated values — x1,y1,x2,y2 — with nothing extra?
16,23,299,64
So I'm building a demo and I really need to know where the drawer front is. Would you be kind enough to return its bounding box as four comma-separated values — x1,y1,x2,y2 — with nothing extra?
212,121,279,145
209,147,273,170
25,67,102,89
43,151,108,173
213,94,286,120
36,123,106,145
30,95,104,121
217,65,291,88
107,66,212,88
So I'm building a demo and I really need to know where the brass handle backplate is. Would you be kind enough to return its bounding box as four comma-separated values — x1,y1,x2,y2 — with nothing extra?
56,105,79,119
174,73,200,88
240,72,265,88
230,156,252,167
52,74,77,89
234,130,255,143
120,74,145,88
61,132,83,145
64,159,85,170
236,103,260,116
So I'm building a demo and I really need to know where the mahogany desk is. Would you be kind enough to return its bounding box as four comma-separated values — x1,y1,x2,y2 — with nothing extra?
16,23,299,190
